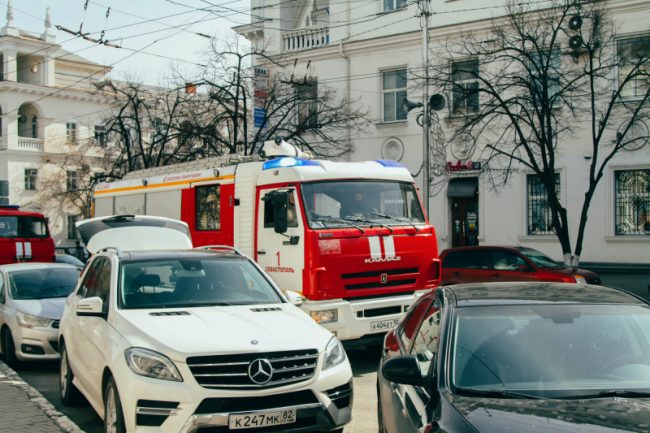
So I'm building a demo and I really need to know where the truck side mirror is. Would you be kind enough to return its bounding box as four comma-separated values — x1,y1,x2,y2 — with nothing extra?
263,191,289,234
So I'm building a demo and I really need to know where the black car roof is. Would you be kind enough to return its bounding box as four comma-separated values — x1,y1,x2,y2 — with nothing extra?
443,282,646,307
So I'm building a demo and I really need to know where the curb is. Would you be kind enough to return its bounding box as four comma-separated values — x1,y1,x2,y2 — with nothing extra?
0,360,85,433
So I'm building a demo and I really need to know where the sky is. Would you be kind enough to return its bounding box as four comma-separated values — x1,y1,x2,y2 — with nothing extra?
9,0,250,84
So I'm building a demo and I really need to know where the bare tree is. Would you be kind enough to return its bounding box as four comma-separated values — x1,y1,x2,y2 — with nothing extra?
189,37,370,158
428,0,650,265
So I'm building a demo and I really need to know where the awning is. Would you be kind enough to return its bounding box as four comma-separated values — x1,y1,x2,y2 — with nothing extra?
447,177,478,198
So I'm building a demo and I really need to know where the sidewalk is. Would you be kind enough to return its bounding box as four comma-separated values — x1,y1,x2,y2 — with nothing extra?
0,360,83,433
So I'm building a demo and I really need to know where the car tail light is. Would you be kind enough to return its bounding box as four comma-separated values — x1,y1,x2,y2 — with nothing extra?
426,258,441,288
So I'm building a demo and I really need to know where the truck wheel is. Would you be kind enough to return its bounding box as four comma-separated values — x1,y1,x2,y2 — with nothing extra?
1,328,18,368
59,343,82,406
104,377,126,433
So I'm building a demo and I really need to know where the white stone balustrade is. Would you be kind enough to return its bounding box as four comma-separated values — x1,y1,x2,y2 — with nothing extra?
17,137,44,151
282,27,329,52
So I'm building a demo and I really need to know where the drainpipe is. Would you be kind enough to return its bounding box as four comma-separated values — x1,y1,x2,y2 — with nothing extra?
338,0,351,161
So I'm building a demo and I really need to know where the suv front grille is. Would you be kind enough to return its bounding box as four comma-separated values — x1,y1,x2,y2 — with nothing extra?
187,349,319,390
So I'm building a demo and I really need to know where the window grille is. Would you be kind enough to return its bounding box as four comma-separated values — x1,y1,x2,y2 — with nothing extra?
614,169,650,235
527,174,560,235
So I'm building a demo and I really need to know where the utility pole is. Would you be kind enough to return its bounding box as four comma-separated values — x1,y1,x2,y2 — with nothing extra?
420,0,431,216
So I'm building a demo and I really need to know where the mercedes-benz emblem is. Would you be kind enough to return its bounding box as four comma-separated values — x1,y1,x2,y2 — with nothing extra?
248,358,273,385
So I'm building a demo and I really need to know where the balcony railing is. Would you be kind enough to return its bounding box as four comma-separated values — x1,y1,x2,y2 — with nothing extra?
282,26,329,52
17,137,44,151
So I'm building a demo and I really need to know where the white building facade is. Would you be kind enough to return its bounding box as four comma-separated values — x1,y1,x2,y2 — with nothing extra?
236,0,650,265
0,5,112,248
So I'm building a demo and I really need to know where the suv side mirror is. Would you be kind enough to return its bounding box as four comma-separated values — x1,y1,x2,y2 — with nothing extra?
76,296,107,319
381,355,424,386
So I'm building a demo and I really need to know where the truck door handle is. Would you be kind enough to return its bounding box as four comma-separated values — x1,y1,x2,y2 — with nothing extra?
493,272,501,278
257,250,266,255
452,272,460,277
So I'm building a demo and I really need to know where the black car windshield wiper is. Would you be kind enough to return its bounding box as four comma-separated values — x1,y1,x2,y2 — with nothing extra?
455,387,546,400
371,212,419,231
560,389,650,399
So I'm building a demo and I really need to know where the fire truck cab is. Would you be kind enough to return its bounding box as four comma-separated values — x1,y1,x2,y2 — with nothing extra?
0,205,55,265
93,140,441,340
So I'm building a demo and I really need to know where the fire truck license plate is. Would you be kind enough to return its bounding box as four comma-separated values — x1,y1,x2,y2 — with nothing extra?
229,408,296,430
370,318,400,332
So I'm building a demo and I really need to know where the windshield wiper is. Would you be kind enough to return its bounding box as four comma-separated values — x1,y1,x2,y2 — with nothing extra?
455,387,545,400
342,216,392,233
314,216,365,233
561,389,650,400
371,212,419,231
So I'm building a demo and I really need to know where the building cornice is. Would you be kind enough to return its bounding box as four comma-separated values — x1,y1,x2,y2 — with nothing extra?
0,81,112,104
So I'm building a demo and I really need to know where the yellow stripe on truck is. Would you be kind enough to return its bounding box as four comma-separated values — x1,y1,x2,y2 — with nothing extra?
94,174,235,196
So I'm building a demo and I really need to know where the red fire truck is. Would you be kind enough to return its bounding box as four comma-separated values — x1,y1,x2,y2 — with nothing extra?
92,140,441,340
0,205,55,264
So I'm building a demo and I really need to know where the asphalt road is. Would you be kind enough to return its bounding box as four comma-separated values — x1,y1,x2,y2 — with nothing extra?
14,343,383,433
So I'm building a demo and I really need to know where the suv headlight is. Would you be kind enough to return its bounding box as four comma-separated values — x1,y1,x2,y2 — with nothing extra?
323,336,346,370
16,311,53,328
124,347,183,382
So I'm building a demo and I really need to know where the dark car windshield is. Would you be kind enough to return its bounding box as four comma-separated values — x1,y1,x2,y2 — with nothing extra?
517,247,560,268
119,257,283,309
9,268,79,300
452,304,650,398
301,180,425,229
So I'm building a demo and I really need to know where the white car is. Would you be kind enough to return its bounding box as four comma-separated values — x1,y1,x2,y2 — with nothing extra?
0,262,80,367
59,215,352,433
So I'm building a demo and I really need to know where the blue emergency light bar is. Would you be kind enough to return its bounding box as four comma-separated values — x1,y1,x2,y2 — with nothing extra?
262,157,321,170
375,159,405,168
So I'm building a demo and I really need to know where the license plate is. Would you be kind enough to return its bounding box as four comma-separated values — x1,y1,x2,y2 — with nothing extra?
229,408,296,430
370,318,400,332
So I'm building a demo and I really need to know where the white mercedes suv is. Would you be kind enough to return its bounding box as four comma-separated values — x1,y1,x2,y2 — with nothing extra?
58,215,352,433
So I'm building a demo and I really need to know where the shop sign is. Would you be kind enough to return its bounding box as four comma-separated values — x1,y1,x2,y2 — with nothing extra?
446,160,481,172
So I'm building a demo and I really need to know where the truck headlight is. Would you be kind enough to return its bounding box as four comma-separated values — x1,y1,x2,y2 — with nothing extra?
16,311,53,328
310,309,338,324
323,336,346,370
124,347,183,382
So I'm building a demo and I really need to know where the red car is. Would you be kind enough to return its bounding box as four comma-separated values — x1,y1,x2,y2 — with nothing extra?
440,245,601,285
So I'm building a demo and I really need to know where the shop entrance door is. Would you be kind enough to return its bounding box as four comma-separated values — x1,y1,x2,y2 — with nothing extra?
448,177,479,247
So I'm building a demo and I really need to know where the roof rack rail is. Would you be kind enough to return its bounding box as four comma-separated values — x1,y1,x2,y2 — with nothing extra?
194,245,244,256
96,246,123,258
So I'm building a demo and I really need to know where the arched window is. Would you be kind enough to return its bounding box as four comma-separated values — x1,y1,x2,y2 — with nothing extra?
32,115,38,138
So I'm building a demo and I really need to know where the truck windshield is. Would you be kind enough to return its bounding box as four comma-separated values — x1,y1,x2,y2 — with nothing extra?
0,216,49,238
301,180,425,229
119,257,283,309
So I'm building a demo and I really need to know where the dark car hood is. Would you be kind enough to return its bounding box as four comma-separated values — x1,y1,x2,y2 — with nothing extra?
448,395,650,433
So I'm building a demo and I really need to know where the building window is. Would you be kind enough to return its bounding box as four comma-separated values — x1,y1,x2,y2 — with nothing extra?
94,125,107,146
382,69,407,122
452,59,479,115
66,122,77,143
67,215,80,239
66,171,79,192
24,169,37,191
615,169,650,235
617,35,650,99
31,116,38,138
530,48,561,106
195,185,220,230
383,0,407,12
527,174,560,235
295,79,318,128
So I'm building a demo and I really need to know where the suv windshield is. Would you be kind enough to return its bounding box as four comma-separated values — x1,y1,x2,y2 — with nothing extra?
301,180,425,229
9,268,79,300
452,304,650,398
119,257,283,309
517,247,560,268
